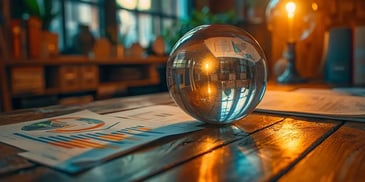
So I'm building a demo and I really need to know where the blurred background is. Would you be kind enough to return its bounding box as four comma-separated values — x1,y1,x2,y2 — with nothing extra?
0,0,364,111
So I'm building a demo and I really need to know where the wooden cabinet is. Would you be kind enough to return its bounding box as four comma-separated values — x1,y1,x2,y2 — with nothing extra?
11,66,45,94
47,65,99,91
80,65,99,89
0,56,167,111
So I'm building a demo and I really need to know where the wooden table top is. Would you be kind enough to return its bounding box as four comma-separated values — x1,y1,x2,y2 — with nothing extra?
0,90,364,181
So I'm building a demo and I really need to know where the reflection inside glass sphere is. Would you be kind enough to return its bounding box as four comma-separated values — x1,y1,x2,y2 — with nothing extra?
167,25,267,124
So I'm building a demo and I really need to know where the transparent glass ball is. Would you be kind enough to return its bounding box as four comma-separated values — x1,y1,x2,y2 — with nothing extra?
166,24,267,124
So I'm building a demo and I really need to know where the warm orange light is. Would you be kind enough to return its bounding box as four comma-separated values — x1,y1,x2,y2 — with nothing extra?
198,138,217,182
202,57,216,74
276,122,302,154
285,1,296,42
203,61,212,73
207,84,211,94
285,2,296,18
312,3,318,11
200,83,217,99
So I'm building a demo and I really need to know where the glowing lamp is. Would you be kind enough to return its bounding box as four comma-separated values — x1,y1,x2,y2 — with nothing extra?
266,0,318,83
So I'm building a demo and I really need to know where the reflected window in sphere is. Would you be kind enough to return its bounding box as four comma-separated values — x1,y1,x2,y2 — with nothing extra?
166,25,267,124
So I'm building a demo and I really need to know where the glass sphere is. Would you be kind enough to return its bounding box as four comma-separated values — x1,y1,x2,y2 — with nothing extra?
266,0,318,42
166,24,267,124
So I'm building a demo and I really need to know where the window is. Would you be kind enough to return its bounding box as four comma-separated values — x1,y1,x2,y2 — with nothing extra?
116,0,189,48
46,0,189,53
48,0,102,51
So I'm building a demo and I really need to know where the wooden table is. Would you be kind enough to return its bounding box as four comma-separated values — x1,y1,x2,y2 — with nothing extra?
0,91,364,181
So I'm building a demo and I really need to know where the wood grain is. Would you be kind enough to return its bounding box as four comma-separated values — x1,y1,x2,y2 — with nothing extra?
146,118,340,181
1,93,363,181
0,143,34,175
279,122,365,182
0,61,12,111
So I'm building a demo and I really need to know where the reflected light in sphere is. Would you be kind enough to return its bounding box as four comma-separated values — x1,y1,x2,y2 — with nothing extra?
166,25,267,124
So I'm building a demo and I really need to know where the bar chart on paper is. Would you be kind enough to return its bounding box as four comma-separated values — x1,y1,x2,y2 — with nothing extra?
0,106,203,173
13,124,165,149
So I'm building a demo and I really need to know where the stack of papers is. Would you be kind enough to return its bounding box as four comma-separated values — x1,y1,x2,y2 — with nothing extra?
256,90,365,122
0,105,203,173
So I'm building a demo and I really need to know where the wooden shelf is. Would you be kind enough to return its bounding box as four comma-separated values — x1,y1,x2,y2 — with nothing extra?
99,78,160,89
0,56,168,111
3,56,168,65
10,87,98,98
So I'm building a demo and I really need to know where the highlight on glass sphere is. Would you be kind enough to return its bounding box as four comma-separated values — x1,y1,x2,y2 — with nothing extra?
166,24,267,124
265,0,318,43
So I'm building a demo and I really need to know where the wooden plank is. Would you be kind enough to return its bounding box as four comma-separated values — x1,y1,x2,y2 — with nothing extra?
0,61,12,112
0,142,34,175
2,56,167,111
279,122,365,181
4,56,168,66
0,113,283,181
144,118,341,181
10,66,45,95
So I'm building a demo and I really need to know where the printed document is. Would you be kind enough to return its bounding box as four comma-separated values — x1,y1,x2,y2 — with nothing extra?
256,90,365,122
0,105,203,173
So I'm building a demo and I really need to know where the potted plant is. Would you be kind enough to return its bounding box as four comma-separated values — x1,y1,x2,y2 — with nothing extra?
162,7,238,52
22,0,59,58
23,0,59,30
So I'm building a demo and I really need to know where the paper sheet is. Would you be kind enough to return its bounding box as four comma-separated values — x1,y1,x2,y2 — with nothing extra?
0,105,203,173
256,90,365,122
